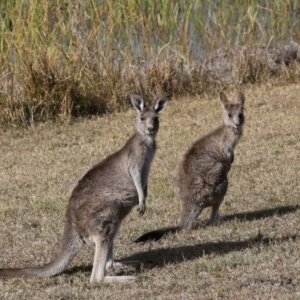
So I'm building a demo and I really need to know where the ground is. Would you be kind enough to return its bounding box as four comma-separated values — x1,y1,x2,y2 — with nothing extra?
0,83,300,299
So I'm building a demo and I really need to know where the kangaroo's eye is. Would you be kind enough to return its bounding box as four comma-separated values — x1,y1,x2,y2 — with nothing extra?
140,117,145,121
228,114,232,118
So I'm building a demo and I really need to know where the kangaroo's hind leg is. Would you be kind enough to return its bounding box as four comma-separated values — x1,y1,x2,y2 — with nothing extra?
209,197,227,225
90,235,136,284
180,202,204,230
209,179,228,225
90,235,109,283
90,219,137,283
106,242,140,270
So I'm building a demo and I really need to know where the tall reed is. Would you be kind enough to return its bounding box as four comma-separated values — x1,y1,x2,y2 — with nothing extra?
0,0,299,125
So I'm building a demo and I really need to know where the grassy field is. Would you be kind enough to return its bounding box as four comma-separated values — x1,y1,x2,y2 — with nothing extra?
0,83,300,299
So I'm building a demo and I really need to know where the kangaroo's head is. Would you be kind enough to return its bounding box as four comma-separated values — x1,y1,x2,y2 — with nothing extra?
219,91,245,129
130,93,169,138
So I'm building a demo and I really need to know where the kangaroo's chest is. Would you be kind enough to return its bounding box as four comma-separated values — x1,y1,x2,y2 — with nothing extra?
140,147,155,185
217,132,238,167
128,143,155,188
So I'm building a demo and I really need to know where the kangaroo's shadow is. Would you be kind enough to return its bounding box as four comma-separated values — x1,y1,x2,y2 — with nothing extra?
224,204,300,222
63,204,300,276
192,204,300,229
64,233,299,276
121,235,299,271
188,204,300,230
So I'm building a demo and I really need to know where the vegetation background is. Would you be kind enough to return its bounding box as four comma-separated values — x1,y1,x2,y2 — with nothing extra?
0,0,300,125
1,0,300,299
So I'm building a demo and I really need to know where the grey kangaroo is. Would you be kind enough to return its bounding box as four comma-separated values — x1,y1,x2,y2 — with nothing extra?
135,91,245,243
0,93,169,283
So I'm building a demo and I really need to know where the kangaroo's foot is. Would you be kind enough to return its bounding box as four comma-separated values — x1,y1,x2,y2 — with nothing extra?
103,275,137,283
209,203,228,225
90,275,137,284
106,260,141,269
209,214,227,226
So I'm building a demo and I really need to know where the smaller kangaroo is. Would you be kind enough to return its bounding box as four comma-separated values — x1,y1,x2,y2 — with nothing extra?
0,93,169,283
135,91,245,242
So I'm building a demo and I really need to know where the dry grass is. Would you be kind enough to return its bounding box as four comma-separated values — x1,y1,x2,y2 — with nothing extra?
1,83,300,299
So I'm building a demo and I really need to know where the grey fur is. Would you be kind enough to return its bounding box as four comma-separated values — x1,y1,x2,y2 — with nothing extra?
135,91,245,243
0,93,169,283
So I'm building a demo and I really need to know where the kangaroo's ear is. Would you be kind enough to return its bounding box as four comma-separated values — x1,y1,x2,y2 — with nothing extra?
154,96,170,114
237,91,245,105
219,92,229,108
130,93,144,112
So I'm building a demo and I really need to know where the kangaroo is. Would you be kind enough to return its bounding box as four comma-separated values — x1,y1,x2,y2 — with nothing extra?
135,91,245,243
0,93,169,283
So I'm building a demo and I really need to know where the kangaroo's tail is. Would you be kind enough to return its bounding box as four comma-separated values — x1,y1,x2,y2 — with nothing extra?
0,220,83,278
134,226,181,243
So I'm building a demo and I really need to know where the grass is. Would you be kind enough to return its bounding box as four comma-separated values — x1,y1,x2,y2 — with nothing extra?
1,83,300,299
1,0,300,125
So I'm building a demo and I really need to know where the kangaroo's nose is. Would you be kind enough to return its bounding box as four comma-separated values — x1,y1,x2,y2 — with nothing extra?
147,126,154,133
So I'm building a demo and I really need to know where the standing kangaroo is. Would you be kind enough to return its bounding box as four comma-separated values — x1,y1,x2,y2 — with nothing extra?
135,91,245,242
0,93,169,283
